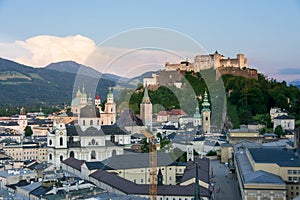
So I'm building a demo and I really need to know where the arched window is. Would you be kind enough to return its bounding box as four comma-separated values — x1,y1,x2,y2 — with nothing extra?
60,137,63,146
112,150,117,157
60,155,63,161
70,151,74,158
49,154,52,160
91,151,96,159
91,139,96,145
90,120,93,125
49,139,52,145
83,120,85,126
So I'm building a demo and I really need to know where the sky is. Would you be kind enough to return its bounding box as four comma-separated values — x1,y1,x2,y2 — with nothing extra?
0,0,300,81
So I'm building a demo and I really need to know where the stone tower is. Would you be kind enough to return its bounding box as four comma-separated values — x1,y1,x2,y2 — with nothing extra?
201,91,211,134
140,87,152,128
104,87,116,125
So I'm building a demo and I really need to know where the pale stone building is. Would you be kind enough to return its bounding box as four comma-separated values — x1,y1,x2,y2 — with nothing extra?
140,87,152,128
273,115,295,131
71,86,116,126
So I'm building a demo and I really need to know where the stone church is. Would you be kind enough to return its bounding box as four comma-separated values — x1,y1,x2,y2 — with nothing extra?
47,87,129,167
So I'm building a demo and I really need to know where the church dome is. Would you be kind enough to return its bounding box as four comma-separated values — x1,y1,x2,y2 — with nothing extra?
80,105,100,118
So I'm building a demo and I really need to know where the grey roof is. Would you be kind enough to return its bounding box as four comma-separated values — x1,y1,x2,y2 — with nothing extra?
80,105,100,118
66,125,105,137
248,147,300,167
193,136,205,142
102,152,175,169
274,115,294,120
117,109,143,127
221,143,233,147
62,157,85,171
180,159,209,184
90,169,210,197
19,181,41,192
101,124,129,135
235,150,285,185
85,161,114,170
30,186,52,197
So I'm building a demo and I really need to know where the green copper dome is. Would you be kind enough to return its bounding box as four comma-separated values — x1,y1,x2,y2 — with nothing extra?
193,107,201,118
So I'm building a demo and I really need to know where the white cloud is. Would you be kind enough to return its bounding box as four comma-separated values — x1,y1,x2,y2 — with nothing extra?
0,34,193,77
14,35,96,67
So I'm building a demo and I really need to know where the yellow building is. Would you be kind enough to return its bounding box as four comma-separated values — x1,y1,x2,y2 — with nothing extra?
220,143,233,163
235,144,300,200
227,125,262,144
3,142,47,162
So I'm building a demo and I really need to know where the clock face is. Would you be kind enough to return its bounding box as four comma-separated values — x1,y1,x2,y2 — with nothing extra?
59,132,63,135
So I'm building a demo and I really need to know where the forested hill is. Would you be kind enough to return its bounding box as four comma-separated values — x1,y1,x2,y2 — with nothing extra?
123,71,300,128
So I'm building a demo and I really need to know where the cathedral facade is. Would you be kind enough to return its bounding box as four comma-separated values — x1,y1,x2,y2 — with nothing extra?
71,86,116,125
48,86,128,167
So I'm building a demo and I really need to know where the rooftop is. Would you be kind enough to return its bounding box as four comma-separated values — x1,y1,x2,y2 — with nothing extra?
248,147,300,167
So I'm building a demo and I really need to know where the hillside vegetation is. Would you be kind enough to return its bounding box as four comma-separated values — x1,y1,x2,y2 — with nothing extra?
122,71,300,128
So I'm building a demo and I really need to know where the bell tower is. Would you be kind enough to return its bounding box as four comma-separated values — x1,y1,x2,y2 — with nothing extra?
140,87,152,128
201,91,211,134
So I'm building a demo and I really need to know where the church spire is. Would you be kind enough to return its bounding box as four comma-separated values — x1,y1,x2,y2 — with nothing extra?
201,90,210,111
142,87,151,104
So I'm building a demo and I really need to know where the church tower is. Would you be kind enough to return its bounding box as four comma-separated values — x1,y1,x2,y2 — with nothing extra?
104,87,116,125
193,106,201,127
140,87,152,128
80,84,87,105
18,107,28,134
201,90,211,134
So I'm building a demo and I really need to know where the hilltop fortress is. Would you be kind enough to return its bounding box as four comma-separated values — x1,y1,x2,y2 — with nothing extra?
165,51,258,79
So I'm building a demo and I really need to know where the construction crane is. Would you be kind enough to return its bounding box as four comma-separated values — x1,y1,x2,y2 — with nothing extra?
142,130,157,200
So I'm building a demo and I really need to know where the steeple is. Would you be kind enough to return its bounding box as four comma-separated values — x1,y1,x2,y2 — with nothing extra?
193,106,201,118
201,91,210,111
157,169,163,186
20,107,26,115
76,86,81,98
194,162,200,200
88,94,93,105
142,87,151,104
107,87,113,99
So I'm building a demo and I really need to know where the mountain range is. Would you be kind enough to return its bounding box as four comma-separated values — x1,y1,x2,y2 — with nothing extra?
0,58,139,106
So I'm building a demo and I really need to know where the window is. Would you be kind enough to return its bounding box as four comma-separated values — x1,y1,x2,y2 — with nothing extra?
83,120,85,126
60,155,63,161
70,151,74,158
90,120,93,125
97,120,99,126
141,179,143,183
293,177,298,181
288,177,292,181
60,137,63,146
91,150,96,159
49,139,52,145
91,139,96,145
293,170,297,174
288,170,293,174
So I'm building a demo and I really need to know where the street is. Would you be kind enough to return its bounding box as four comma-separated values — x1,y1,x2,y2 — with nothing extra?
210,159,241,200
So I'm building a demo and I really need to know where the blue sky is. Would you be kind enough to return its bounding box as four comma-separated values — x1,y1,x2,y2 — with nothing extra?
0,0,299,81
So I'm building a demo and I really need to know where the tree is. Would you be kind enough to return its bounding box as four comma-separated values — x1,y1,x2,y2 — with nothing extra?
24,125,33,136
274,125,285,137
